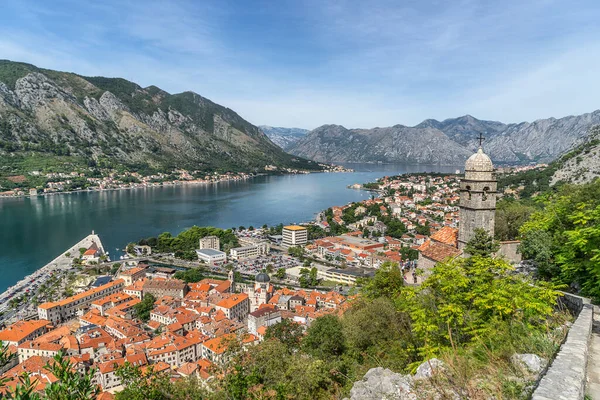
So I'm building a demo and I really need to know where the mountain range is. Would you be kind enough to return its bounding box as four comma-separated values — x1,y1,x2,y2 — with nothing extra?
258,126,308,149
285,112,600,165
0,60,319,176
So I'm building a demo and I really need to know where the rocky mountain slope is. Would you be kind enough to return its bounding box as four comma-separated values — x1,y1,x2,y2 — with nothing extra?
259,126,308,150
289,112,600,165
289,124,472,165
551,125,600,185
0,60,319,174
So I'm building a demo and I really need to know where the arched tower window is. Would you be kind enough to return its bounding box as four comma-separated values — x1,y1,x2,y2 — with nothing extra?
483,186,489,201
465,185,471,200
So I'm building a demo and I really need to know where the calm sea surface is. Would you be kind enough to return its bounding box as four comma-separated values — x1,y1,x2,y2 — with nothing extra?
0,163,459,292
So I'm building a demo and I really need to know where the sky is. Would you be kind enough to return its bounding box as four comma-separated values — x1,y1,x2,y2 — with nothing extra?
0,0,599,129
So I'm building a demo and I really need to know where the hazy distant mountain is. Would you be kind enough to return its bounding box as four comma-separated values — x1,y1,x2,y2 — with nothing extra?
416,115,507,149
289,111,600,165
260,126,308,150
0,60,320,175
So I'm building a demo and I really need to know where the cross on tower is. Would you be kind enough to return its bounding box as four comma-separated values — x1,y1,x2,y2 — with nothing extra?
477,133,485,147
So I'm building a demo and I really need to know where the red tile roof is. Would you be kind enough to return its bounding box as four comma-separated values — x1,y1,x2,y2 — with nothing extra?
418,240,461,263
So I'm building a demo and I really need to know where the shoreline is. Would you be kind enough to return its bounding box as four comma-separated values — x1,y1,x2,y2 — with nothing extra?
0,174,261,200
0,168,352,201
0,233,105,319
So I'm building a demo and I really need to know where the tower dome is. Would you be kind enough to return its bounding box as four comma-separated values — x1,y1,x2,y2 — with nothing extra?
255,272,271,283
465,147,493,172
458,144,497,250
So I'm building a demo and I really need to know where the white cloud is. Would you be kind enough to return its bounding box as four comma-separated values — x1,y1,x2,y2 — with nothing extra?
1,0,599,130
465,41,600,123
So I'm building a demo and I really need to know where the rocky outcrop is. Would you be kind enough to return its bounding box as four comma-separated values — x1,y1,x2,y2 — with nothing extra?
512,353,547,373
288,112,600,165
551,125,600,185
413,358,446,380
347,359,449,400
0,60,317,172
347,367,416,400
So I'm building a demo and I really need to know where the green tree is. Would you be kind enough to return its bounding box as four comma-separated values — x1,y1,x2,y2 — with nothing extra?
557,204,600,299
111,263,121,274
341,298,413,369
275,268,286,279
359,261,404,299
126,242,136,255
302,315,346,359
402,256,559,358
4,352,100,400
310,267,318,286
265,319,304,352
134,293,156,322
519,229,556,278
115,362,172,400
464,228,500,257
174,268,204,283
414,223,431,236
288,246,304,258
518,181,600,299
494,199,536,241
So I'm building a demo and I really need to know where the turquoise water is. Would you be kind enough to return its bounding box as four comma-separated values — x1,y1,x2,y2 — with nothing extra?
0,164,459,292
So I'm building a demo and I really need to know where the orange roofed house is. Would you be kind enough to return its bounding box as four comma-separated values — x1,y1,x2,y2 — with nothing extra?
37,279,125,324
215,293,249,322
0,319,51,347
417,226,462,275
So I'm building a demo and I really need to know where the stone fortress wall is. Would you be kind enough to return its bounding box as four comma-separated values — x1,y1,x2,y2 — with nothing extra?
532,292,594,400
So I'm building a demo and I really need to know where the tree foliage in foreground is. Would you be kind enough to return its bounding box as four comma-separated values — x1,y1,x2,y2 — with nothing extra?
401,256,559,360
519,180,600,300
2,351,99,400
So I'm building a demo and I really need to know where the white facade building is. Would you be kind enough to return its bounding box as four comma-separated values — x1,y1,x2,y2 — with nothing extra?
229,242,270,260
282,225,308,247
196,249,227,265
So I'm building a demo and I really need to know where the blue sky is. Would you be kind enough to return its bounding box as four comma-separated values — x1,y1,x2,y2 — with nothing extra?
1,0,599,129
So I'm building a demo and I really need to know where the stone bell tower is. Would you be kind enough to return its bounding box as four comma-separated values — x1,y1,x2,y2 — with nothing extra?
458,136,497,250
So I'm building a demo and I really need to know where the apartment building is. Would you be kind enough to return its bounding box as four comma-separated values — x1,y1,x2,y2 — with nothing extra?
215,294,249,322
229,241,270,260
143,278,188,299
199,236,220,251
37,279,125,324
282,225,308,247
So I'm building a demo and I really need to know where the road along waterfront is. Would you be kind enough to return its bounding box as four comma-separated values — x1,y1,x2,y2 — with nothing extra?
0,233,105,322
